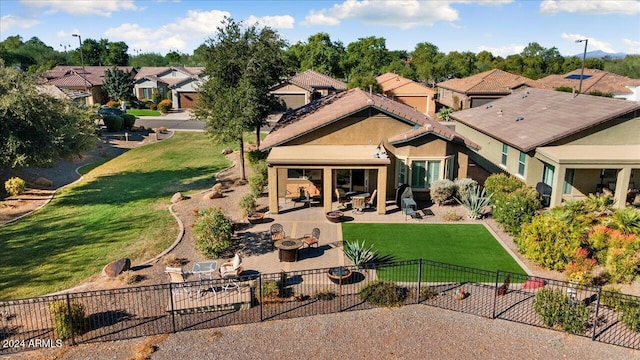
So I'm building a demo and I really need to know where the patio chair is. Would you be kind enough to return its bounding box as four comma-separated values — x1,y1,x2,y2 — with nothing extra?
165,267,195,299
219,254,244,292
335,189,351,210
364,189,377,210
302,228,320,250
270,223,285,242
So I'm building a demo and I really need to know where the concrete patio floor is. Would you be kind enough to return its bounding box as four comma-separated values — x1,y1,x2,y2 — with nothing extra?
234,198,523,277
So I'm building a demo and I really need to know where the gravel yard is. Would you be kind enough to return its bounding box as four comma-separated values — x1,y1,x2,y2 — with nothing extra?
11,304,639,360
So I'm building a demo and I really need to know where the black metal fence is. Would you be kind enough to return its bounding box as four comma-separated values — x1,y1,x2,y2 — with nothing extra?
1,259,639,354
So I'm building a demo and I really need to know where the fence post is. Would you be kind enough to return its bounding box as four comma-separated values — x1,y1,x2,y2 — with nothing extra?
416,259,423,304
259,275,263,322
492,270,500,319
168,283,176,333
591,286,603,341
65,293,76,346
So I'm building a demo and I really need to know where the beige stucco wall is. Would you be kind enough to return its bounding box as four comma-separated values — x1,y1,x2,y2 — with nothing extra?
559,116,640,146
437,88,468,110
388,83,436,115
270,83,308,95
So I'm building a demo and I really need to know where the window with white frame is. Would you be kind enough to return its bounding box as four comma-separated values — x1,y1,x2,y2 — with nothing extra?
518,152,526,176
410,160,440,189
287,169,321,180
501,144,508,166
141,88,153,99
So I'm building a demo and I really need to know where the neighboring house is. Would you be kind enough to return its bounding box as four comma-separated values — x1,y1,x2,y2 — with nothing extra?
37,84,92,106
436,69,533,111
376,72,436,115
44,66,136,106
269,69,347,111
533,68,640,103
259,88,479,214
133,67,206,109
452,87,640,208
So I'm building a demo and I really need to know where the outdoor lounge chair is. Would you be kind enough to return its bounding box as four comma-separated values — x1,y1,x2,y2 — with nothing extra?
219,254,244,292
165,267,196,299
270,223,285,242
335,189,351,210
302,228,320,250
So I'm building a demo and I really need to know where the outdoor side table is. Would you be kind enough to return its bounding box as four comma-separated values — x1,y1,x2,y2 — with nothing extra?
274,238,303,262
192,260,218,280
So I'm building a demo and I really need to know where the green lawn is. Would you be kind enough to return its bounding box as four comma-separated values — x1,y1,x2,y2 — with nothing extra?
342,223,526,282
127,109,161,116
0,132,233,300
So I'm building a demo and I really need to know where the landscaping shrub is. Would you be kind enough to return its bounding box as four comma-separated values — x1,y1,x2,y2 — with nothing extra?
102,114,124,132
454,186,491,220
157,99,172,113
454,178,477,197
49,300,86,340
247,149,268,168
312,289,336,301
429,179,455,205
442,210,463,221
619,303,640,333
600,286,624,309
563,248,596,284
492,187,540,235
121,113,136,130
358,281,407,307
583,193,614,216
249,173,266,197
118,270,142,284
193,207,232,258
149,103,158,111
238,194,257,217
516,214,582,271
605,246,640,283
106,100,119,108
608,207,640,235
343,240,376,267
408,287,436,302
151,89,162,104
533,289,590,335
587,226,636,263
256,281,280,303
4,177,26,196
484,173,524,196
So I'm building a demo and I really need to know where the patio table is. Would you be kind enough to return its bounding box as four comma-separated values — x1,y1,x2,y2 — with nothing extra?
274,238,303,262
192,260,217,280
351,193,370,214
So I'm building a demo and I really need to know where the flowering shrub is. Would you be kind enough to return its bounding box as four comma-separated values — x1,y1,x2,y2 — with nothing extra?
564,248,597,284
484,173,524,196
4,177,26,196
492,187,540,235
605,246,640,283
157,99,172,113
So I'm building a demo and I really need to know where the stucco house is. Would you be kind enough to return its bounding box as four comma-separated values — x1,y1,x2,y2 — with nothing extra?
452,87,640,208
259,88,479,215
436,69,534,111
533,68,640,103
133,67,206,109
376,72,436,115
269,69,347,111
36,84,92,106
44,66,136,105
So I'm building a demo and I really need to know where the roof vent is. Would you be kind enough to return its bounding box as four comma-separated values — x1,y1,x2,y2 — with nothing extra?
516,116,525,122
486,104,493,109
497,109,503,116
366,98,374,104
522,93,528,99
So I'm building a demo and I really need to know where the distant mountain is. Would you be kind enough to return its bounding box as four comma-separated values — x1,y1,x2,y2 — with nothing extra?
572,50,627,59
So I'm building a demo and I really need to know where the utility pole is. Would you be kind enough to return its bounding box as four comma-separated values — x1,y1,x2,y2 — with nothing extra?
60,42,70,65
72,34,89,93
575,39,588,96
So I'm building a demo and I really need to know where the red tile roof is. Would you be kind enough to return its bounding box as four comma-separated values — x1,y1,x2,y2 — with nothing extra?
533,68,640,95
44,66,135,87
376,72,414,92
451,87,640,152
285,70,347,92
133,66,204,80
437,69,533,94
260,88,478,150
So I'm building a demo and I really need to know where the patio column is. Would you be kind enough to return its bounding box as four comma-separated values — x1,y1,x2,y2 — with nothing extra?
549,165,566,208
377,165,387,214
268,165,279,214
614,167,632,208
323,166,333,214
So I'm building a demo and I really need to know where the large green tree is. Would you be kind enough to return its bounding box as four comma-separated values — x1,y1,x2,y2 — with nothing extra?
103,66,135,101
343,36,389,80
0,63,97,168
194,17,286,180
286,33,346,78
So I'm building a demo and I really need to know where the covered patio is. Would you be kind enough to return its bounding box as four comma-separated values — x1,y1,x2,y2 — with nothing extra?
535,145,640,208
266,144,391,215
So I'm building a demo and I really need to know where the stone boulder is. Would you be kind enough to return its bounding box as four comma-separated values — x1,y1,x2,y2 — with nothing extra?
102,258,131,278
221,148,233,155
171,192,183,203
34,177,54,188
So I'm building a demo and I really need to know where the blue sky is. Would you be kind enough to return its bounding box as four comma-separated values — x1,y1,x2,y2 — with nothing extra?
1,0,639,57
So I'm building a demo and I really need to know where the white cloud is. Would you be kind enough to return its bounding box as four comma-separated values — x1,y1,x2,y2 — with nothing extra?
623,38,640,53
302,0,513,28
245,15,295,29
561,33,615,53
0,14,39,33
302,10,340,26
476,44,525,57
104,9,230,53
540,0,640,15
21,0,139,16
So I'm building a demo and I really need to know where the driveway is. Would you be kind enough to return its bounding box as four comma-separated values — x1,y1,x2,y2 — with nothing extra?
135,109,205,131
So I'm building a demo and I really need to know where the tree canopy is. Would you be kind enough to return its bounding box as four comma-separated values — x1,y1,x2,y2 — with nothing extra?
0,63,97,168
103,66,135,101
193,17,287,179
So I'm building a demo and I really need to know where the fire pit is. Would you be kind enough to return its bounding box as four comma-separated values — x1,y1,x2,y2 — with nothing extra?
325,211,344,223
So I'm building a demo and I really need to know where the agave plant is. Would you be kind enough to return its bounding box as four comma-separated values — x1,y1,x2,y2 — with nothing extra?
343,240,376,267
455,186,492,220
